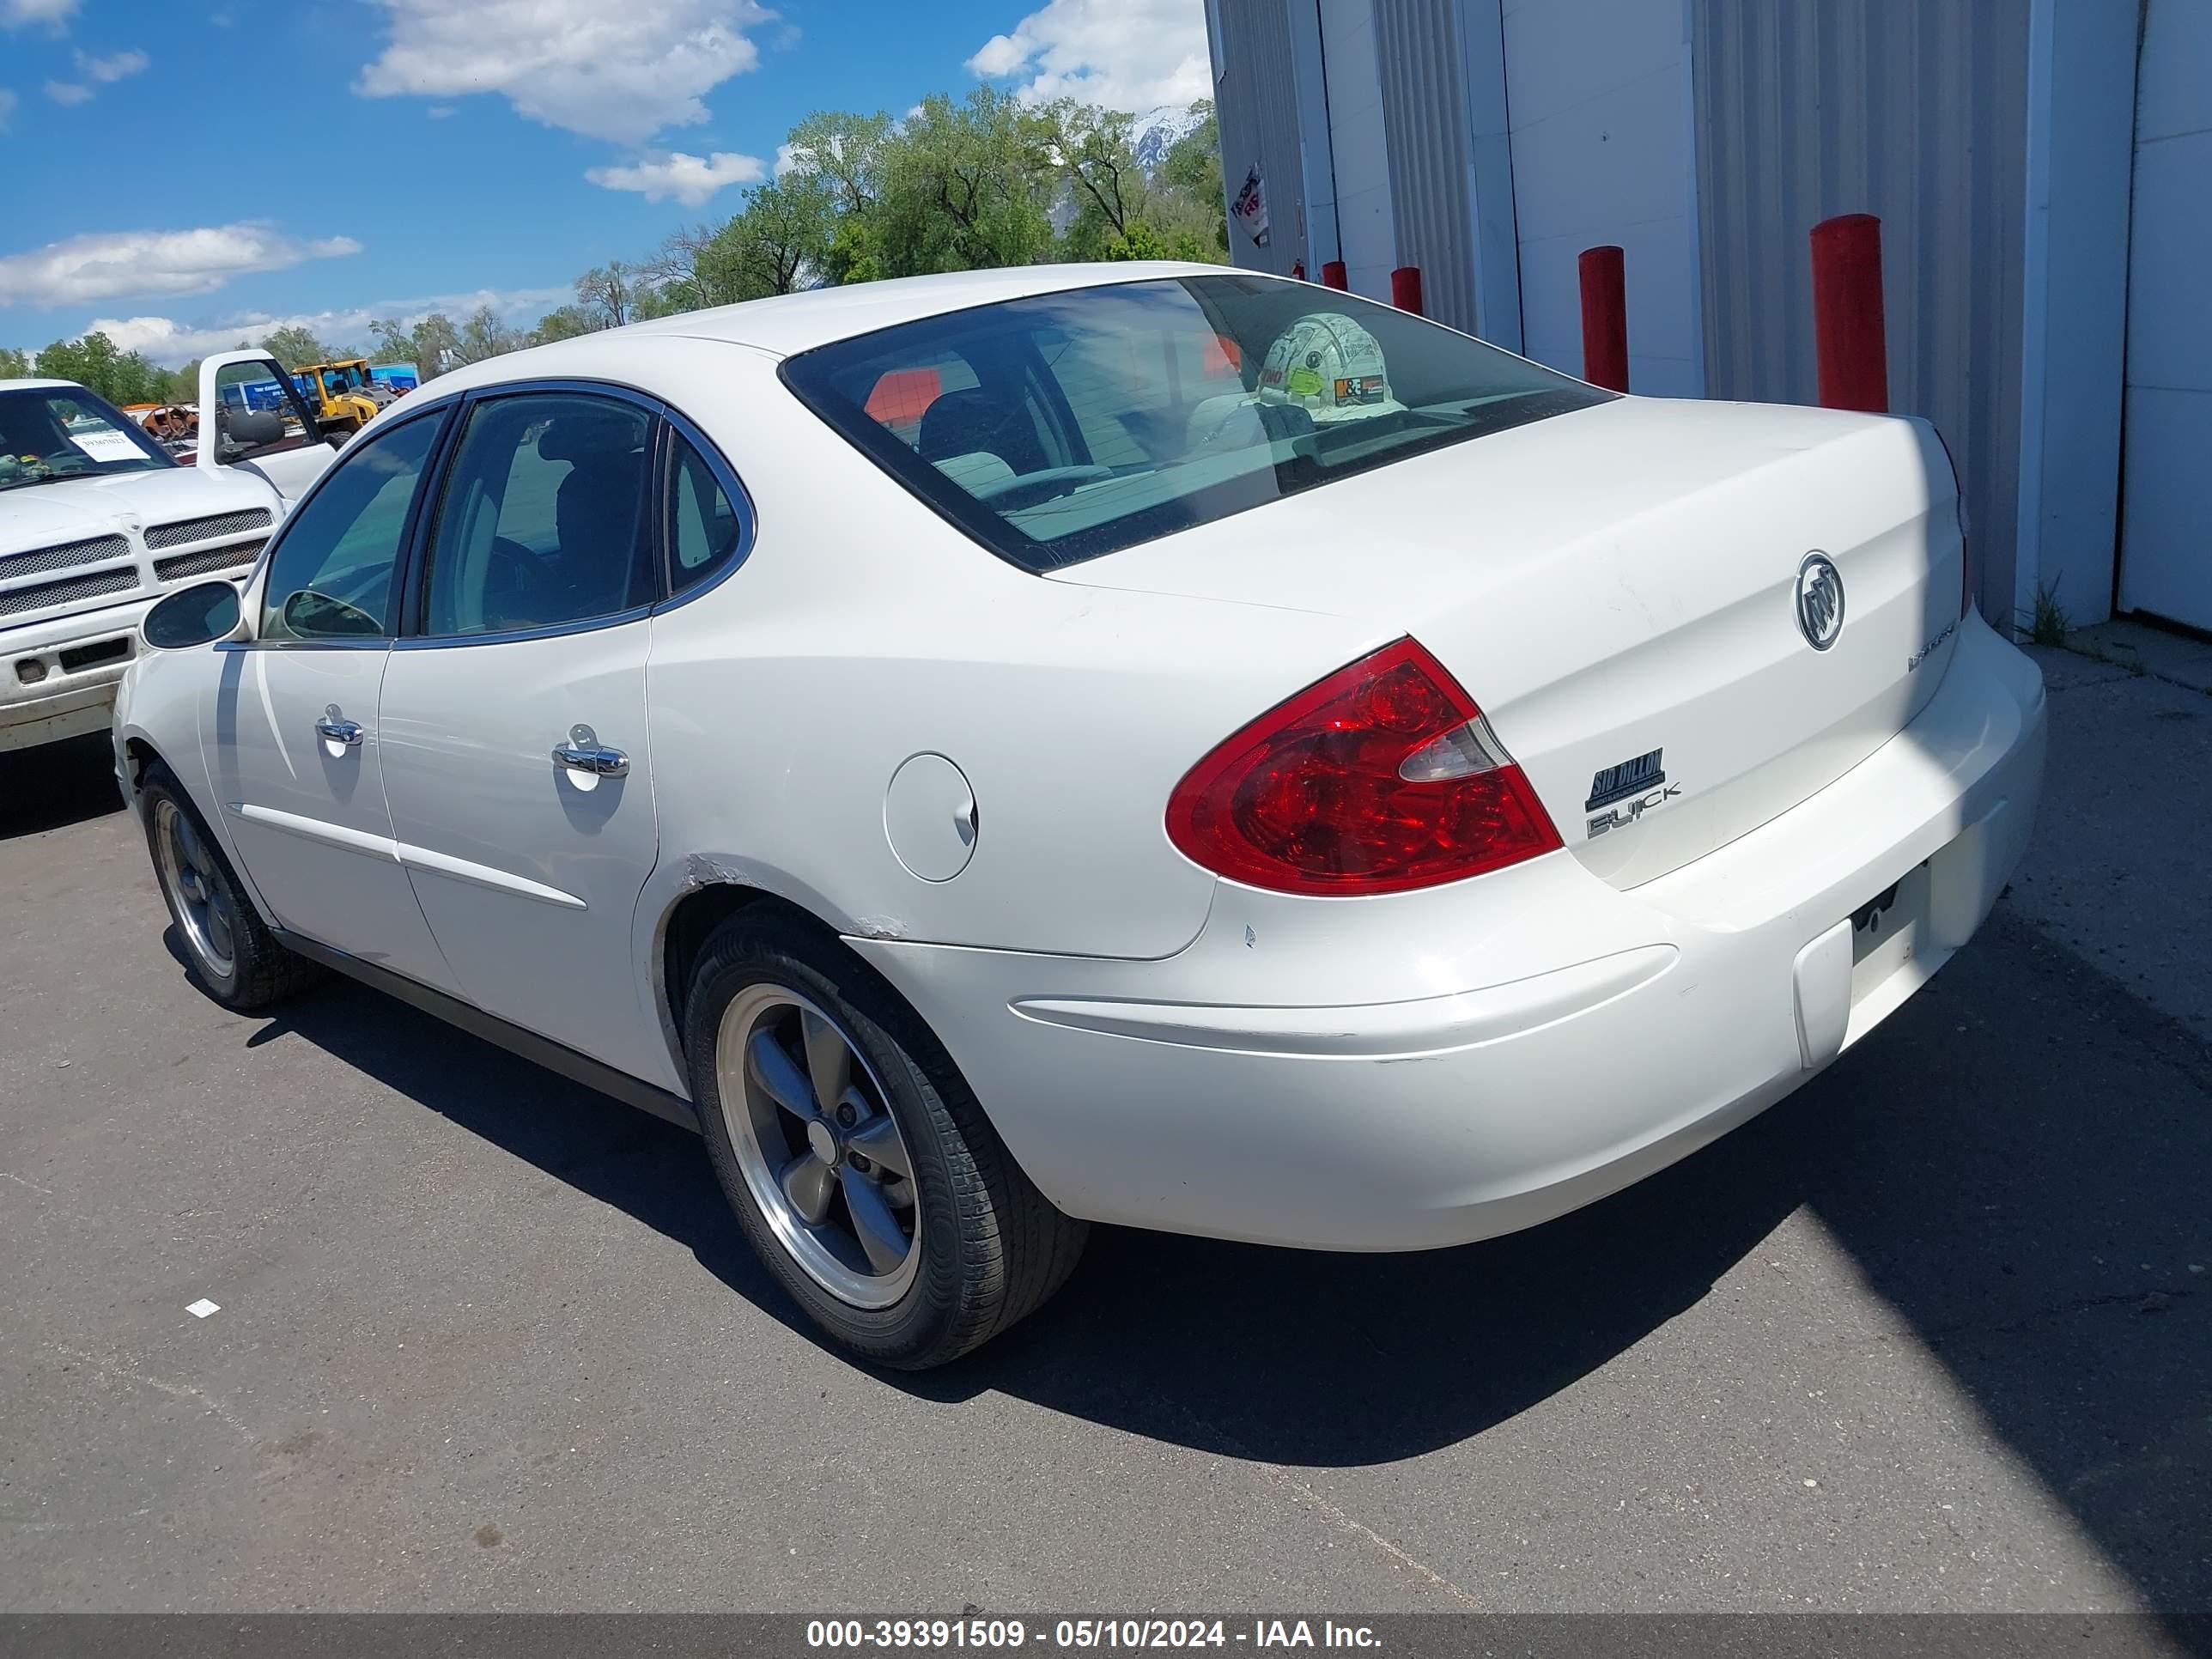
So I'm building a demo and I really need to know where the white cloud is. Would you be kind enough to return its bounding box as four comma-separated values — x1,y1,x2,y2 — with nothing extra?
2,0,77,29
773,140,805,179
586,149,763,207
966,0,1208,113
357,0,772,145
44,80,91,104
0,223,363,308
86,287,572,367
76,47,148,82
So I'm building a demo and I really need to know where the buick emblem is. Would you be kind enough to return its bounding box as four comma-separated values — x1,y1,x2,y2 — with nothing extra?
1795,552,1844,651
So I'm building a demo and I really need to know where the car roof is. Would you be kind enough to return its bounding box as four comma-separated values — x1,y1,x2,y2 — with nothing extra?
634,261,1237,358
1,378,87,393
397,262,1263,408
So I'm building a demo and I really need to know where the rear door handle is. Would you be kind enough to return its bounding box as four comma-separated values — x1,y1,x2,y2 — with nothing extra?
313,709,363,746
554,723,629,778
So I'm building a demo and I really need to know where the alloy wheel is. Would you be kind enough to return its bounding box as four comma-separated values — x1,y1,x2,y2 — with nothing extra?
154,798,238,981
714,983,921,1309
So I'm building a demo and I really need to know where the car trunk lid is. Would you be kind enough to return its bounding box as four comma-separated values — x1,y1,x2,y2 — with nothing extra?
1053,395,1967,889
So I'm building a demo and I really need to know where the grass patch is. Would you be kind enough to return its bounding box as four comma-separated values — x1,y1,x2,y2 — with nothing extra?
2020,577,2071,647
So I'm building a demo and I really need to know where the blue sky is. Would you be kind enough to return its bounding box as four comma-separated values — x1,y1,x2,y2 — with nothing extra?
0,0,1209,364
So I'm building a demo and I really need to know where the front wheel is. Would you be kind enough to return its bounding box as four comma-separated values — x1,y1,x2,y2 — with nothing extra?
141,763,320,1011
685,910,1086,1368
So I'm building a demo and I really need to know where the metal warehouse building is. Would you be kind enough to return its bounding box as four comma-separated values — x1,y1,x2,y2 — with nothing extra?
1203,0,2207,636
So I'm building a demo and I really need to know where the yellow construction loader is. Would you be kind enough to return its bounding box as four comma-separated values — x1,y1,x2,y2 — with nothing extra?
295,359,398,436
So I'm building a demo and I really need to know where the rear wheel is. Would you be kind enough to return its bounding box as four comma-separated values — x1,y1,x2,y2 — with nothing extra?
141,764,320,1011
685,910,1085,1368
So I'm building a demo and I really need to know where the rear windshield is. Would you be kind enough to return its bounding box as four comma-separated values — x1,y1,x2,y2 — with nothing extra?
780,274,1611,572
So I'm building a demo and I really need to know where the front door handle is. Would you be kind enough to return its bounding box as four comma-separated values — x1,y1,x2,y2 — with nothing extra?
554,723,629,778
313,708,363,746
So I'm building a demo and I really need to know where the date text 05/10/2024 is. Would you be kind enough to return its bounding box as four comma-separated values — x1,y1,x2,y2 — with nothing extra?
804,1619,1382,1650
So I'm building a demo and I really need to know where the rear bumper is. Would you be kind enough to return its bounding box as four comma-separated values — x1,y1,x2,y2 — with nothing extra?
0,599,151,752
852,611,2045,1251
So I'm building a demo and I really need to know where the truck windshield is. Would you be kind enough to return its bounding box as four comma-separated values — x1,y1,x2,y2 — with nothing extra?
780,273,1613,572
0,386,173,490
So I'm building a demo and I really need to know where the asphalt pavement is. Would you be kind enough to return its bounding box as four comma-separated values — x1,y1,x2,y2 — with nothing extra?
1,659,2206,1614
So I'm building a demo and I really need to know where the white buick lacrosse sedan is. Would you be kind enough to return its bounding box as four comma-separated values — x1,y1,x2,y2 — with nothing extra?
116,264,2045,1366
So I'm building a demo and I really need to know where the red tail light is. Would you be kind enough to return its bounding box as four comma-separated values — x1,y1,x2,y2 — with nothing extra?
1165,639,1561,896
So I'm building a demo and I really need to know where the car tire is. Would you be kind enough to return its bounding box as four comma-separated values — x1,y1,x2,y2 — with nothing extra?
684,908,1086,1369
141,763,322,1012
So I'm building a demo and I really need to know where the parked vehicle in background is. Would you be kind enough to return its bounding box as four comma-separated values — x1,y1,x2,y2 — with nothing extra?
115,264,2045,1368
1,352,341,753
369,363,420,396
293,358,398,438
125,403,201,458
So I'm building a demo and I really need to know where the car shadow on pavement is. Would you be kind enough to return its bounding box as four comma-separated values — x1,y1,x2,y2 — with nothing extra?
226,905,2211,1612
0,732,123,840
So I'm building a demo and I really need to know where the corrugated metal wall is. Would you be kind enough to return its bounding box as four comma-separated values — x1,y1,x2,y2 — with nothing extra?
1374,0,1480,334
1213,0,1309,276
1692,0,2032,616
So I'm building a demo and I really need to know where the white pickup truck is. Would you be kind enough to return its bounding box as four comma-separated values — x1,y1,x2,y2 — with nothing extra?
1,350,352,752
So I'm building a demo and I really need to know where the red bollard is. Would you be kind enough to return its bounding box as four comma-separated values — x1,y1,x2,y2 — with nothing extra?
1810,214,1888,412
1577,245,1630,392
1321,260,1348,291
1390,265,1425,315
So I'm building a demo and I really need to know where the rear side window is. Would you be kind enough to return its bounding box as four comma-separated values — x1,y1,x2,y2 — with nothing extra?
781,274,1611,572
417,393,655,638
665,432,745,596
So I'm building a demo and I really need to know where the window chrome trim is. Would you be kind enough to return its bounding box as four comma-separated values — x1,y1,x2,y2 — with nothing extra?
228,397,462,653
394,377,670,649
390,602,656,650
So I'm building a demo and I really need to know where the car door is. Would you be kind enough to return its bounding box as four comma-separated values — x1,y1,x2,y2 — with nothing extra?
206,403,463,994
374,386,668,1084
195,352,342,506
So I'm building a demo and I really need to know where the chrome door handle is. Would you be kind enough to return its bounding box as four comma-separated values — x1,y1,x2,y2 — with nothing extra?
313,712,363,745
553,738,629,778
555,722,629,779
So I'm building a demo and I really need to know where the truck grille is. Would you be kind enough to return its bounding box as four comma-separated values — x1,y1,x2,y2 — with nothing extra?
155,539,267,582
0,568,139,618
144,508,273,550
0,533,131,584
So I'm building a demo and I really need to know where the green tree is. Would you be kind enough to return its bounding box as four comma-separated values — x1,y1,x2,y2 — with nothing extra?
1157,100,1226,253
0,346,28,379
260,325,335,369
872,88,1056,276
531,304,599,344
641,223,742,313
368,319,419,365
1104,220,1216,264
370,313,460,379
457,305,522,364
575,261,637,330
1042,101,1141,242
33,332,167,404
720,174,836,297
784,108,895,216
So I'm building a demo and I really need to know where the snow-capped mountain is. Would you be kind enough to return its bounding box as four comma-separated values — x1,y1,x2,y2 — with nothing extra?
1131,103,1210,174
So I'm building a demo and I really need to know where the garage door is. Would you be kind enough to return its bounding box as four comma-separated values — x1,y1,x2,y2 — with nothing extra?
2117,0,2212,631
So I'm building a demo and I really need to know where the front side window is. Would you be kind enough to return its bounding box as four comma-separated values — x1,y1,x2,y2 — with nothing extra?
257,412,445,641
418,393,655,638
0,386,171,490
781,274,1612,571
